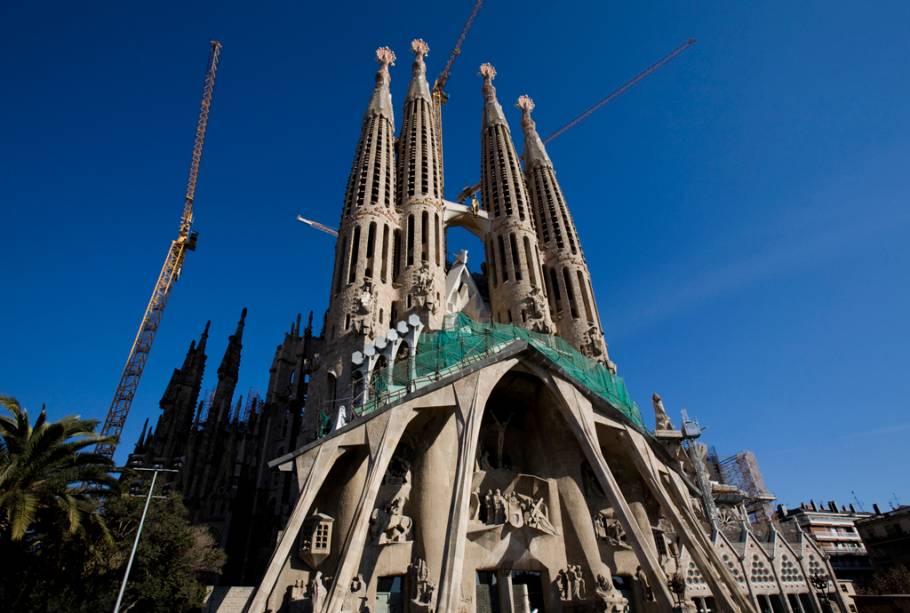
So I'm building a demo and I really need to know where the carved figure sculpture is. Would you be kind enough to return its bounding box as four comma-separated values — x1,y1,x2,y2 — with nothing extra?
523,286,552,333
350,280,377,335
595,574,628,613
557,565,586,601
409,557,436,610
478,488,557,535
310,571,327,613
581,324,605,359
412,262,438,314
636,566,655,602
370,484,413,544
489,412,513,468
594,508,628,548
652,393,674,430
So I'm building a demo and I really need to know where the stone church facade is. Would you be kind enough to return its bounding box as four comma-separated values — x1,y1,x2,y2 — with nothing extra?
135,40,850,613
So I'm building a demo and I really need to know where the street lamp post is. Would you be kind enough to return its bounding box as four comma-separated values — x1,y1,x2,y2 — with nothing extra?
810,572,832,613
112,466,179,613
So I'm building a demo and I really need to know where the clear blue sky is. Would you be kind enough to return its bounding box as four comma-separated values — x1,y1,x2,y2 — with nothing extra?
2,1,908,510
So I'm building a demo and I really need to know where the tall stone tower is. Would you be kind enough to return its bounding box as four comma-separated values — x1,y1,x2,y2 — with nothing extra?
305,48,400,438
478,64,553,332
149,320,209,465
518,95,613,369
396,39,446,328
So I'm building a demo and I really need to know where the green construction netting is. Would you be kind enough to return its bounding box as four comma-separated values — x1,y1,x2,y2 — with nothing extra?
320,313,644,437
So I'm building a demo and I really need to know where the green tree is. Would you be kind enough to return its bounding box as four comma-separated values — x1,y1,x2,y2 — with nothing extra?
0,396,225,611
0,395,118,541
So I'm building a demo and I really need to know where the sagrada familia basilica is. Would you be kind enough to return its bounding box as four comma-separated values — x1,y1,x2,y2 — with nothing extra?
130,40,850,613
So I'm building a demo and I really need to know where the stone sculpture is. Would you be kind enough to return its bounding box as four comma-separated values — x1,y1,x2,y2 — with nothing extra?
408,557,436,611
479,488,556,535
523,286,553,334
594,508,628,548
310,571,327,613
412,261,438,315
370,471,413,545
652,393,674,431
636,566,655,602
557,565,586,601
594,574,628,613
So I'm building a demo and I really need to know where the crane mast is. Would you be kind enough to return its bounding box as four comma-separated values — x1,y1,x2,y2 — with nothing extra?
96,41,222,459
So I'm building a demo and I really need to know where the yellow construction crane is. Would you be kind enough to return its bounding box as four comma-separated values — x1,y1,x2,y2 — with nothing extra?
456,38,697,204
96,41,223,459
432,0,483,196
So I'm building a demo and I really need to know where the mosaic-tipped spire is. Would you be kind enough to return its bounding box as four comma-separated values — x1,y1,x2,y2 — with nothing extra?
517,95,551,168
406,39,431,101
480,63,507,128
367,47,396,122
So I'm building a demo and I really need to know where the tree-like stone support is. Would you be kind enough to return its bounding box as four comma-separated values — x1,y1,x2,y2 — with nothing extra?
324,409,413,613
248,444,342,613
542,371,677,610
625,428,756,612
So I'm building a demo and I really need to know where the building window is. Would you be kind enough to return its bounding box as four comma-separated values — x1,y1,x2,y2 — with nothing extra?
348,225,361,283
406,215,415,266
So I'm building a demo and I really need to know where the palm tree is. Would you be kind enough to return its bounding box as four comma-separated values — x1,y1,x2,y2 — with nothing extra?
0,395,119,541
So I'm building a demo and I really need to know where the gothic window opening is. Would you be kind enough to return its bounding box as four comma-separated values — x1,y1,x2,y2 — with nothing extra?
334,236,348,295
348,225,361,284
498,235,509,282
380,224,390,282
365,222,377,278
509,233,522,281
370,122,384,205
487,238,498,288
406,215,415,267
523,236,537,287
393,229,402,281
563,267,579,318
434,213,441,266
421,211,429,262
578,270,594,322
543,265,556,312
549,267,562,312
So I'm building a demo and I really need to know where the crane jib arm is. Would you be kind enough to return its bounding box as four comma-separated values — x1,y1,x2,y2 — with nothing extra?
96,42,222,459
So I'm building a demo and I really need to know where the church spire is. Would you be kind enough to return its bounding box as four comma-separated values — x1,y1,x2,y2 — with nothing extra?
518,95,612,369
211,307,246,427
309,48,401,441
367,47,395,123
406,39,431,101
480,63,507,128
478,64,553,333
396,38,446,327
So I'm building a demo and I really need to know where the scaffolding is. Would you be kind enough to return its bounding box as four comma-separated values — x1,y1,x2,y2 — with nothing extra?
719,450,776,522
318,313,643,436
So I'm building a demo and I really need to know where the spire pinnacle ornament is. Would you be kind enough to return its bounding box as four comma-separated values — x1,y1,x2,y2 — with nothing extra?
479,62,496,80
375,46,396,67
411,38,429,57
